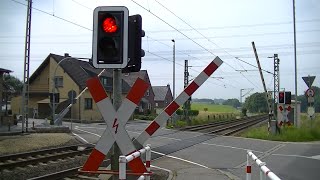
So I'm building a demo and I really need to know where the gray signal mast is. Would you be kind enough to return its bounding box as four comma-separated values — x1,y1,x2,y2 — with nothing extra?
21,0,33,133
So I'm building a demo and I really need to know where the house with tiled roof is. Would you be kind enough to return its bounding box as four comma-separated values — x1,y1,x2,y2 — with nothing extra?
11,53,154,121
122,70,155,113
152,84,173,114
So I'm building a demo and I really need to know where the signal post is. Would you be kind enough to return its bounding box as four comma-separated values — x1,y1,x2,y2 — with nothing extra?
92,6,145,177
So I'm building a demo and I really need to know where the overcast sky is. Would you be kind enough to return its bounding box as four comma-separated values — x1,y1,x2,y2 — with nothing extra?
1,0,319,101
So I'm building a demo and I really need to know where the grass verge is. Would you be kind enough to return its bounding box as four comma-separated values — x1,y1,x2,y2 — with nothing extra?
191,103,237,113
240,113,320,142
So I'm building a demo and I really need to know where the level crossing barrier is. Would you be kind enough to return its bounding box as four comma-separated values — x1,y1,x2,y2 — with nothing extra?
119,144,152,180
246,150,281,180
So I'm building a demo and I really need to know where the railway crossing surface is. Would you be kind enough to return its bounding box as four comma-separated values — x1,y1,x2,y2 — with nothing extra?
72,120,320,180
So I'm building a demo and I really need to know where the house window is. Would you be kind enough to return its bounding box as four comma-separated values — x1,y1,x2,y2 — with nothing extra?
155,103,158,107
54,76,63,87
146,90,150,96
85,98,93,109
148,103,151,110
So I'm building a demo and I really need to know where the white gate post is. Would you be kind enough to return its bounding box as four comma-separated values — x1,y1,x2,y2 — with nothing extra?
146,144,151,180
246,151,252,180
119,155,127,180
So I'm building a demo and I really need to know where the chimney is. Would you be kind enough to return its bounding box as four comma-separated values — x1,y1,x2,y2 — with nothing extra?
64,53,70,57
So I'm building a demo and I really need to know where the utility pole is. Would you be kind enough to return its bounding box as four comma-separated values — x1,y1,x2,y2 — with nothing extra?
21,0,32,133
240,88,254,105
183,60,191,125
252,42,274,133
172,39,175,99
293,0,298,127
273,54,280,112
111,69,122,177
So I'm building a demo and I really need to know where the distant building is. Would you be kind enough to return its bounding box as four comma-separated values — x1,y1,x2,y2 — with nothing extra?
0,68,13,125
152,84,173,114
11,53,155,121
123,70,155,114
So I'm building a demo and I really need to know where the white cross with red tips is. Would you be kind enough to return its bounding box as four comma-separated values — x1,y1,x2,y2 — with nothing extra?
82,56,223,174
82,77,149,173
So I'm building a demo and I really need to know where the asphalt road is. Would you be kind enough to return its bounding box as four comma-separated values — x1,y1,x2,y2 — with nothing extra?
32,119,320,179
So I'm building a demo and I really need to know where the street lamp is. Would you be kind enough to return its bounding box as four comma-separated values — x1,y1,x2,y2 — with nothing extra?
172,39,175,99
240,88,254,105
52,56,74,125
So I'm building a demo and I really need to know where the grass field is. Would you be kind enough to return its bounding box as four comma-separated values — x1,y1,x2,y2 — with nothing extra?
167,103,241,128
191,103,238,113
240,113,320,142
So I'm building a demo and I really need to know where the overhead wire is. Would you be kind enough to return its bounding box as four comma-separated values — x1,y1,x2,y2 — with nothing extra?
2,29,319,39
148,19,320,33
129,0,217,57
151,0,269,88
8,0,292,91
130,0,249,89
155,0,272,74
10,0,92,31
146,51,228,88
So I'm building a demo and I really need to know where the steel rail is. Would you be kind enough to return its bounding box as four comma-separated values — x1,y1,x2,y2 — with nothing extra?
0,145,93,170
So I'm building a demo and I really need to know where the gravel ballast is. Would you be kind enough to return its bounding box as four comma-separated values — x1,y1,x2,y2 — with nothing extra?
0,133,169,180
0,133,80,155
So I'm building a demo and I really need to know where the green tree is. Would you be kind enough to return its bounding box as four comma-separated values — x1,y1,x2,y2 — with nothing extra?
3,74,23,94
244,92,268,113
223,98,241,108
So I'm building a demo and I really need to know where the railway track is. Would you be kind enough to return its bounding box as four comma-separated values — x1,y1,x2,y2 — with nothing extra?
0,145,93,171
180,114,268,136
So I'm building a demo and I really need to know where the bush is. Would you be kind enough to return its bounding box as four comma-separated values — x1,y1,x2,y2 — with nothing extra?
242,108,247,117
166,122,174,129
191,119,201,125
176,109,199,116
133,114,157,121
189,110,199,116
175,120,187,128
176,109,183,115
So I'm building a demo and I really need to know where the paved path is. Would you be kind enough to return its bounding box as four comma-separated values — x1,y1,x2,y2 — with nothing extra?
16,119,320,180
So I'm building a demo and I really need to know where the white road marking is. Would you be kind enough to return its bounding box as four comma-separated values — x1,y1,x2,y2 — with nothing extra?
228,135,320,145
76,126,263,152
75,128,101,137
72,132,89,144
152,135,182,141
75,126,318,161
311,155,320,160
272,153,312,159
75,126,104,129
272,153,320,160
152,150,211,169
151,164,172,172
202,142,263,153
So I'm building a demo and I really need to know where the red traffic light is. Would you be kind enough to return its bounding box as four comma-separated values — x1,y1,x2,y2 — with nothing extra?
279,92,284,98
279,92,285,104
102,17,118,33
